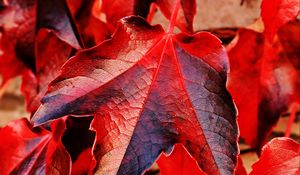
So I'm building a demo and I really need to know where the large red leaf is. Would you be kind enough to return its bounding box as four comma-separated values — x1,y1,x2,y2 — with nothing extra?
250,137,300,175
21,29,73,114
32,16,238,175
0,118,71,175
261,0,300,41
157,144,206,175
227,22,300,148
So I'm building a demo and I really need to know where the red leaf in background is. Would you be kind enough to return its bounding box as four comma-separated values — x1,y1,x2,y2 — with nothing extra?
155,0,196,33
227,21,300,148
21,29,73,114
100,0,196,33
101,0,153,27
250,137,300,175
277,21,300,71
261,0,300,41
157,144,206,175
32,16,238,175
0,0,36,85
0,0,82,86
66,0,111,47
36,0,83,50
0,118,71,175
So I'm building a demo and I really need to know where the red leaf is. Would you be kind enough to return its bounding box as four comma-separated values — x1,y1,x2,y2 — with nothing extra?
261,0,300,41
101,0,153,27
227,24,299,148
100,0,196,33
0,0,82,86
0,0,36,84
32,16,238,175
157,144,206,175
66,0,111,47
21,29,73,114
250,137,300,175
0,118,71,175
36,0,83,50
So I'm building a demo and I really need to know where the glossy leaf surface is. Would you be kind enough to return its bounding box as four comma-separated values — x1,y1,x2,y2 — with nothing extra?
32,16,238,175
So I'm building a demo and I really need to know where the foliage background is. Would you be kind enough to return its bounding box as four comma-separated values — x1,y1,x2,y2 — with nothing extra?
0,0,298,173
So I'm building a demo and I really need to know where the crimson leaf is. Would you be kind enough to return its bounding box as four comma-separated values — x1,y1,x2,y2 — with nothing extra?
32,16,238,175
0,118,71,175
250,137,300,175
21,29,73,114
261,0,300,41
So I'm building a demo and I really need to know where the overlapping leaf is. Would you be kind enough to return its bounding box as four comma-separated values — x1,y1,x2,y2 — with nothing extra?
261,0,300,41
32,16,238,175
0,118,71,175
21,29,73,114
227,21,300,148
250,137,300,175
0,0,81,87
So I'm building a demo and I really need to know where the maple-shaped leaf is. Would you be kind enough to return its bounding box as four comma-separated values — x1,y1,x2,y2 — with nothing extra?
32,16,238,175
250,137,300,175
0,118,71,175
21,29,73,114
157,144,206,175
261,0,300,41
227,23,300,148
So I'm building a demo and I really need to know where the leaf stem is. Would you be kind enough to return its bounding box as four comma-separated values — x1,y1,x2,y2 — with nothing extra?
284,103,299,137
167,0,181,34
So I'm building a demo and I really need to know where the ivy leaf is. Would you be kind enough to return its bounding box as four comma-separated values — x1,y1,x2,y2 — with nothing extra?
157,144,206,175
32,16,238,175
227,23,300,148
261,0,300,41
0,118,71,175
21,29,73,114
250,137,300,175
